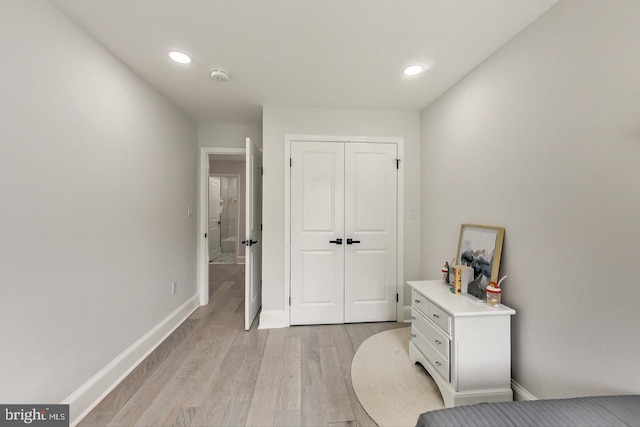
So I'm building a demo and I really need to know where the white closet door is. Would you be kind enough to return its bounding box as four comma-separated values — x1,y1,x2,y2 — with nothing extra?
344,143,397,323
290,141,345,325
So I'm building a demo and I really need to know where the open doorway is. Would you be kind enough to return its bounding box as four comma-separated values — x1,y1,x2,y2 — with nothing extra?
198,140,262,331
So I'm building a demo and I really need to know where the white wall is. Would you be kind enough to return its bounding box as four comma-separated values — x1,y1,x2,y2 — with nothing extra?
199,121,262,148
420,0,640,399
261,106,421,326
209,160,246,257
0,0,197,412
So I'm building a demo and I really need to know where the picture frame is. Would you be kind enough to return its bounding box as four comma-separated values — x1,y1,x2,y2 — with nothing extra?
456,224,504,298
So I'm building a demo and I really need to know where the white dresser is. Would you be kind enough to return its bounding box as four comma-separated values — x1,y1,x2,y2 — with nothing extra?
408,280,516,408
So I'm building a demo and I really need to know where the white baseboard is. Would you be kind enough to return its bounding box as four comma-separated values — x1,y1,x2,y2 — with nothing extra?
63,294,200,426
511,379,537,401
259,306,412,328
258,309,289,329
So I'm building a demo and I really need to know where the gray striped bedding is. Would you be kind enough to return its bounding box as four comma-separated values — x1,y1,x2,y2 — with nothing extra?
416,395,640,427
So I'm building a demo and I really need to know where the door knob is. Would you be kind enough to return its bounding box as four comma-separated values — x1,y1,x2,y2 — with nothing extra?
346,238,361,245
329,238,343,245
242,240,258,246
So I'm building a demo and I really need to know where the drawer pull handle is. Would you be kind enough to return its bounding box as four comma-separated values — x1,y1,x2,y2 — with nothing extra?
432,314,440,319
435,339,442,345
414,299,422,304
411,316,416,320
435,361,443,367
411,333,416,338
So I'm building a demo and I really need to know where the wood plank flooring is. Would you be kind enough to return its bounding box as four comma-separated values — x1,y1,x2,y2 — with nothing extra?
79,264,405,427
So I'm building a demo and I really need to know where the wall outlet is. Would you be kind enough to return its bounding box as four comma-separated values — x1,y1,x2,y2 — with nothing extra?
171,281,178,295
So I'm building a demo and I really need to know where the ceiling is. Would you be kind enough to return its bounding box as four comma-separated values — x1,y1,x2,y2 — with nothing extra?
51,0,558,125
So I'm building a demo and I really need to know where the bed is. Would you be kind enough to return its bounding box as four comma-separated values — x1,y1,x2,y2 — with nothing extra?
416,395,640,427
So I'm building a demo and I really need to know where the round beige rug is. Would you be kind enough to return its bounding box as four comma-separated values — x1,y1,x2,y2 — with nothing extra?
351,327,445,427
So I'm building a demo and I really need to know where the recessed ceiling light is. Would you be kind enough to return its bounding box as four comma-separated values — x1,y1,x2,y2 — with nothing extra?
403,65,424,76
168,51,192,64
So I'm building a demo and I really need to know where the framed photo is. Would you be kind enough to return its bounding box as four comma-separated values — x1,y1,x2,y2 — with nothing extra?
456,224,504,298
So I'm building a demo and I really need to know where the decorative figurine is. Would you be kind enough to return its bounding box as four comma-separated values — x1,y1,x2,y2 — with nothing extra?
441,262,450,284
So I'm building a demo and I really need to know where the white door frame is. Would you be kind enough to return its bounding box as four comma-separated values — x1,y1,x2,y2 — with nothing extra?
284,135,405,326
198,147,246,306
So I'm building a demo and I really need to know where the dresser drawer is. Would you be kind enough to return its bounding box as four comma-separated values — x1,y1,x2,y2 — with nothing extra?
412,325,450,382
412,289,428,317
428,302,451,335
412,308,450,360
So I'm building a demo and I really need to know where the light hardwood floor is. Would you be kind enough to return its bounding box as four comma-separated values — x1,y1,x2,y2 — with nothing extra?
79,263,405,427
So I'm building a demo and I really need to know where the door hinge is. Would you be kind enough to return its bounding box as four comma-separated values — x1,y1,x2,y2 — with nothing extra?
290,158,292,167
260,223,263,231
395,158,401,169
396,293,399,302
204,233,207,238
289,296,291,306
261,166,264,175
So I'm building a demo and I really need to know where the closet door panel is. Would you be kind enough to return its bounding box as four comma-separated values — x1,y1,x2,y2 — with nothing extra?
344,143,397,323
353,250,387,301
290,141,344,325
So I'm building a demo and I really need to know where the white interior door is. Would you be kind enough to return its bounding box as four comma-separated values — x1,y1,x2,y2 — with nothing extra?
244,138,262,330
344,143,397,322
208,177,221,262
290,142,345,325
